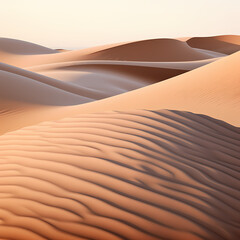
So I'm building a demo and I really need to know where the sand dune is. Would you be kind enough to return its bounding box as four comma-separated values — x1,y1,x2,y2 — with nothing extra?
0,56,216,135
0,38,218,68
0,63,88,105
71,38,214,62
27,58,216,72
0,60,185,135
72,51,240,126
0,38,58,55
0,109,239,240
187,35,240,54
0,62,95,135
26,59,216,94
0,35,239,240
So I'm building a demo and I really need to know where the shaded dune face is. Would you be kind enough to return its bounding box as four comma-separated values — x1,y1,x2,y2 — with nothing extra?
0,38,58,55
78,39,213,62
0,61,189,135
0,110,239,240
0,57,215,135
187,35,240,54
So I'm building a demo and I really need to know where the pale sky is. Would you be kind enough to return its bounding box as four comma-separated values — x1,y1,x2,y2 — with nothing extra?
0,0,239,49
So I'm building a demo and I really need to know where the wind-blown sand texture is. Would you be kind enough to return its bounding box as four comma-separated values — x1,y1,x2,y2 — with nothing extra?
0,35,239,240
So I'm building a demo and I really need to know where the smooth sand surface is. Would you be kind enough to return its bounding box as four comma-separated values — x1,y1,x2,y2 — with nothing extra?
61,51,240,126
0,38,58,55
0,35,239,240
187,35,240,54
0,38,218,68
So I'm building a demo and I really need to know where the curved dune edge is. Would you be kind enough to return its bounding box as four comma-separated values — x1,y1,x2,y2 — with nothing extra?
26,58,216,72
0,109,239,240
73,38,213,62
0,38,217,68
0,56,217,135
0,38,58,55
0,62,93,135
0,60,184,135
0,51,238,135
187,35,240,54
67,51,240,126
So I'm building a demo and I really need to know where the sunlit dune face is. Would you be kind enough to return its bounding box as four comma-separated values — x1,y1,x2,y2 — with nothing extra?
0,109,239,240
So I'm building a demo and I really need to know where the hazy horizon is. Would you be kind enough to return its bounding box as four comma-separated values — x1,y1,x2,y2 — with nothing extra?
1,0,239,49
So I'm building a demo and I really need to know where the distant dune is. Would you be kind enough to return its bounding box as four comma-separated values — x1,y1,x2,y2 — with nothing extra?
0,38,220,67
0,35,239,240
187,35,240,54
72,38,215,62
0,38,58,55
70,51,240,126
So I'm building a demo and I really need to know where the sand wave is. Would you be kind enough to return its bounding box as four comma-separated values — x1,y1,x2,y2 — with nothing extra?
0,110,239,240
0,38,219,68
187,35,240,54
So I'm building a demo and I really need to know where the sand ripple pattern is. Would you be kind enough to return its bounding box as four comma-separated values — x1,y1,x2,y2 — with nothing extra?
0,109,239,240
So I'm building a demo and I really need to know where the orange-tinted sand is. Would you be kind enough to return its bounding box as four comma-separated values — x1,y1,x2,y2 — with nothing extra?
0,35,239,240
187,35,240,54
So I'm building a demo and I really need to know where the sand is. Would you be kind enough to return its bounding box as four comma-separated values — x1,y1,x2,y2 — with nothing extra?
0,38,218,68
0,35,239,240
69,51,240,126
187,35,240,54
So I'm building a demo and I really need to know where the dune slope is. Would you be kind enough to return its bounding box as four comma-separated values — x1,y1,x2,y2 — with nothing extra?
0,62,94,135
74,38,213,62
72,51,240,126
0,38,58,55
0,38,215,68
0,59,188,135
0,56,215,135
187,35,240,54
0,46,237,135
0,109,239,240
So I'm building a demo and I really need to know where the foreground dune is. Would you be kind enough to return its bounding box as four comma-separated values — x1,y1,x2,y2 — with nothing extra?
0,109,239,240
0,35,239,240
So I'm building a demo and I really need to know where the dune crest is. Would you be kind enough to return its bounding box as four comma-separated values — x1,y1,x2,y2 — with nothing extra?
187,35,240,54
0,38,58,55
74,38,214,62
0,38,218,68
70,51,240,126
